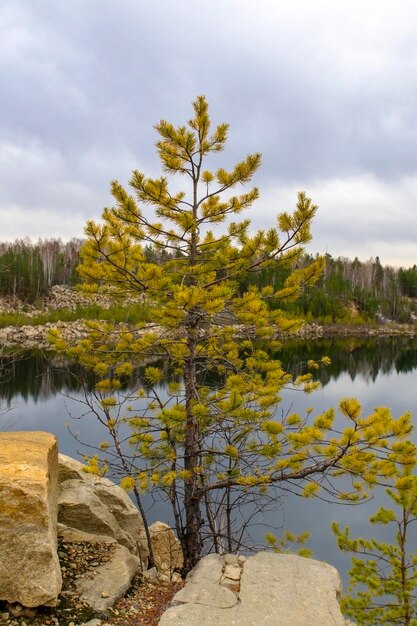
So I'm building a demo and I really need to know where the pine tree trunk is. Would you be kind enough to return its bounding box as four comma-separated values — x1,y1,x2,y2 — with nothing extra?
180,169,204,573
182,320,203,573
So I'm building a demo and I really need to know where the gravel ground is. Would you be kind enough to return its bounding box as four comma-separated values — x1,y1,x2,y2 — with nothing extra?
0,539,182,626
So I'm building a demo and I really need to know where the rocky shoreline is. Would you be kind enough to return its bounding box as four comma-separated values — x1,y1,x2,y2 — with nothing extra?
0,286,415,349
0,319,415,350
296,321,416,338
0,321,88,350
0,434,183,626
0,542,182,626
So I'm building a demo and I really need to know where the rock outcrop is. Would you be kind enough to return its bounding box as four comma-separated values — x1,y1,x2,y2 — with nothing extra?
58,525,141,612
0,432,354,622
0,431,62,607
57,454,149,611
149,521,183,581
159,552,348,626
58,454,149,568
0,435,147,613
0,320,87,349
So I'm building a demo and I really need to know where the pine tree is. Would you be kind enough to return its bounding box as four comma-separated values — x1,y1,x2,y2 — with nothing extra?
333,440,417,625
51,96,413,573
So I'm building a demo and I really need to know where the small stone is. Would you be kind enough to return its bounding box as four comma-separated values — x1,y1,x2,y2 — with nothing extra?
158,573,171,582
171,572,182,583
101,591,110,598
224,554,239,565
142,567,158,581
220,576,240,589
6,604,38,620
223,564,241,581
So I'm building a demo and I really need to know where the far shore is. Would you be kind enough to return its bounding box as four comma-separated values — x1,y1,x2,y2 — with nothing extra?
0,319,415,351
295,321,416,339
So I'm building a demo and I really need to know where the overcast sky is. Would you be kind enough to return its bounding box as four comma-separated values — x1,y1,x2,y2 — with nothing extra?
2,1,417,266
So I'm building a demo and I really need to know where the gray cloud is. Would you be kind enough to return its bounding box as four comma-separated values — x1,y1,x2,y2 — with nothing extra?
2,0,417,264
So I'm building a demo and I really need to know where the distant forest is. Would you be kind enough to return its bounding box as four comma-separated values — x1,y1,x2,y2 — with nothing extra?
244,253,417,324
1,238,417,323
0,238,83,302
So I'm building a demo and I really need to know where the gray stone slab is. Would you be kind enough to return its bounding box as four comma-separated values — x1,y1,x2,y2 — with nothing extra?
172,583,238,609
185,553,224,585
159,552,347,626
238,552,345,626
159,604,240,625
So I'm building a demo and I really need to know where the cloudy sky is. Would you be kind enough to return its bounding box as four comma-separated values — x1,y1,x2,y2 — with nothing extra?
2,1,417,266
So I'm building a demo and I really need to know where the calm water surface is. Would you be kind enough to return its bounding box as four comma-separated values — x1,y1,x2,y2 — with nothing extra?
2,336,417,585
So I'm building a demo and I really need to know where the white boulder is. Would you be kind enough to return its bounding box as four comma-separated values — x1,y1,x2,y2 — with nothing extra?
58,454,149,568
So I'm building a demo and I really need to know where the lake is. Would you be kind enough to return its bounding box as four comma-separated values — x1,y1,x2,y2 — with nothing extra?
2,335,417,586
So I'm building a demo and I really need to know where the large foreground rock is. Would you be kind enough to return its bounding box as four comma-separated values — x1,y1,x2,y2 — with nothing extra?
0,431,62,607
58,454,149,568
159,552,347,626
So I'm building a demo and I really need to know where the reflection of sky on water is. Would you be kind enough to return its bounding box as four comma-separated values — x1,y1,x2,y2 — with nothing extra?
281,370,417,422
1,393,105,457
3,344,417,588
278,368,417,585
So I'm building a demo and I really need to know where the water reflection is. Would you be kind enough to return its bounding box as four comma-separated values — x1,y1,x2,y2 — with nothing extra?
279,335,417,384
2,337,417,586
0,354,82,405
2,336,417,404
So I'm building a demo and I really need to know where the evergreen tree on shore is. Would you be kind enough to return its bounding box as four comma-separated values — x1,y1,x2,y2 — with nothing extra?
51,97,413,572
